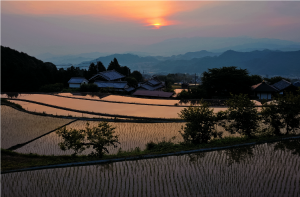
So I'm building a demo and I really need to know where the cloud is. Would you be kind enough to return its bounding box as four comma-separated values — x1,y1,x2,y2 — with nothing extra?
2,1,209,28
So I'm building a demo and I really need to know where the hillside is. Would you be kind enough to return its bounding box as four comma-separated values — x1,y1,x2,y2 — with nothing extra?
1,46,58,92
152,50,300,75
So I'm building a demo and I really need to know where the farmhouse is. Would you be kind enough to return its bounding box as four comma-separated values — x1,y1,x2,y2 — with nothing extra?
94,81,134,92
90,70,134,92
251,81,278,99
89,70,125,82
293,81,300,87
137,77,165,91
68,77,88,88
272,79,298,94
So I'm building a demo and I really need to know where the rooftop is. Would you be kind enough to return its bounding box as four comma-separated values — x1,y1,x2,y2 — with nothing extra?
90,70,125,81
272,79,292,91
251,81,278,92
94,81,128,89
68,77,88,84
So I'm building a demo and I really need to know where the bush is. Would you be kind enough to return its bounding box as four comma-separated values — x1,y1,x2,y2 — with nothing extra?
39,83,64,92
262,92,300,135
178,101,222,144
80,83,99,92
220,94,260,138
56,122,119,157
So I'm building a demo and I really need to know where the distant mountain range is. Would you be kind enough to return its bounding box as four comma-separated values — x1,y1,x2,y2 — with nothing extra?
37,37,300,66
69,49,300,76
152,50,300,76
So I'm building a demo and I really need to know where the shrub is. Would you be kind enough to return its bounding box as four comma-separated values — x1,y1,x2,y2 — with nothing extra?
220,94,260,138
262,92,300,135
80,83,99,92
56,122,119,157
39,83,64,92
178,101,222,144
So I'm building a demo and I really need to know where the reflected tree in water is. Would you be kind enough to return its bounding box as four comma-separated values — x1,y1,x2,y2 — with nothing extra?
274,139,300,156
188,152,207,163
221,146,254,166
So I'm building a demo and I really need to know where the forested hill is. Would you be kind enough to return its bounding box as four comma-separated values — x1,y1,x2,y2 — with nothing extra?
1,46,59,92
152,50,300,75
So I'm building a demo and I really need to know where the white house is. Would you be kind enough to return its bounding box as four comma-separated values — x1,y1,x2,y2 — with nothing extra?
68,77,88,88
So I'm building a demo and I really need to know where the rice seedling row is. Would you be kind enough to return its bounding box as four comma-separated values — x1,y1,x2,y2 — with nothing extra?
2,142,299,197
1,106,71,149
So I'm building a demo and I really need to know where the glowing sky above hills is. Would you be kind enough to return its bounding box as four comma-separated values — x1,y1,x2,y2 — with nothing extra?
2,1,300,56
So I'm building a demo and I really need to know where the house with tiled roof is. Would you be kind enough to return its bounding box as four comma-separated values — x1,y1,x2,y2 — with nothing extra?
137,76,165,91
251,81,278,99
272,79,298,94
293,81,300,88
89,70,125,82
88,70,134,92
68,77,88,88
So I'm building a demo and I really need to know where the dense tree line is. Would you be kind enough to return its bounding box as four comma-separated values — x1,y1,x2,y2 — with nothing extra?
178,67,265,99
1,46,143,92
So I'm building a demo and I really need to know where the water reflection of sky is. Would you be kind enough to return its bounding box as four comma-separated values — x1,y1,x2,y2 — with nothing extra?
4,94,228,118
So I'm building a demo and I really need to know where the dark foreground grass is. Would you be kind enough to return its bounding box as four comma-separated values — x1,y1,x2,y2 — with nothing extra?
1,98,23,110
2,134,299,172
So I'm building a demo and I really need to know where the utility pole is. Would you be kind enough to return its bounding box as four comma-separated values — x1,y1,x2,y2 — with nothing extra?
195,73,197,86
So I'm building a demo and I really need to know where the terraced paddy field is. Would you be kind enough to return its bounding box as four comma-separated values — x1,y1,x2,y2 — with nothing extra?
8,100,109,118
2,141,300,197
15,121,185,155
1,106,72,149
57,93,181,105
15,121,242,156
3,94,229,118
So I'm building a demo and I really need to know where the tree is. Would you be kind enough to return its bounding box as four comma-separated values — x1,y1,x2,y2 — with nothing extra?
56,127,86,156
125,77,138,88
107,58,121,71
178,101,222,144
220,94,260,138
262,92,300,135
56,122,119,157
86,122,119,157
261,102,283,136
87,63,97,79
96,61,106,72
201,67,252,98
131,71,144,82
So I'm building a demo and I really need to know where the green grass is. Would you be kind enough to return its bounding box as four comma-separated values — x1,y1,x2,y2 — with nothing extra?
2,133,299,172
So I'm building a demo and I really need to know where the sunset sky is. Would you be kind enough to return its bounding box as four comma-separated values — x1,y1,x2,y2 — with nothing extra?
2,1,300,56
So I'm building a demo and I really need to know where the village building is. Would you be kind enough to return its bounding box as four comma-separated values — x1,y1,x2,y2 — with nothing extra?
89,70,125,82
94,81,134,92
293,81,300,88
272,79,298,94
68,77,88,88
251,81,278,99
89,70,134,92
137,77,165,91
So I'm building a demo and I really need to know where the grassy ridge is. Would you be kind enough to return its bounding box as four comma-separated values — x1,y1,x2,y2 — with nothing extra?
2,134,299,172
1,98,24,110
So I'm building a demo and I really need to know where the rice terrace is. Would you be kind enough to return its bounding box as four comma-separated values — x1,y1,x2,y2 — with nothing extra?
1,91,300,196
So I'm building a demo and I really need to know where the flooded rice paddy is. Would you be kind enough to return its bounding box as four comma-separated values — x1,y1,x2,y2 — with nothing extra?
1,106,71,149
15,122,184,155
14,120,241,156
2,94,228,118
2,140,300,197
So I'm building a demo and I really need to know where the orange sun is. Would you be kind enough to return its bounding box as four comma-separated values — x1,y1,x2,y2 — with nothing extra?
152,23,161,29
